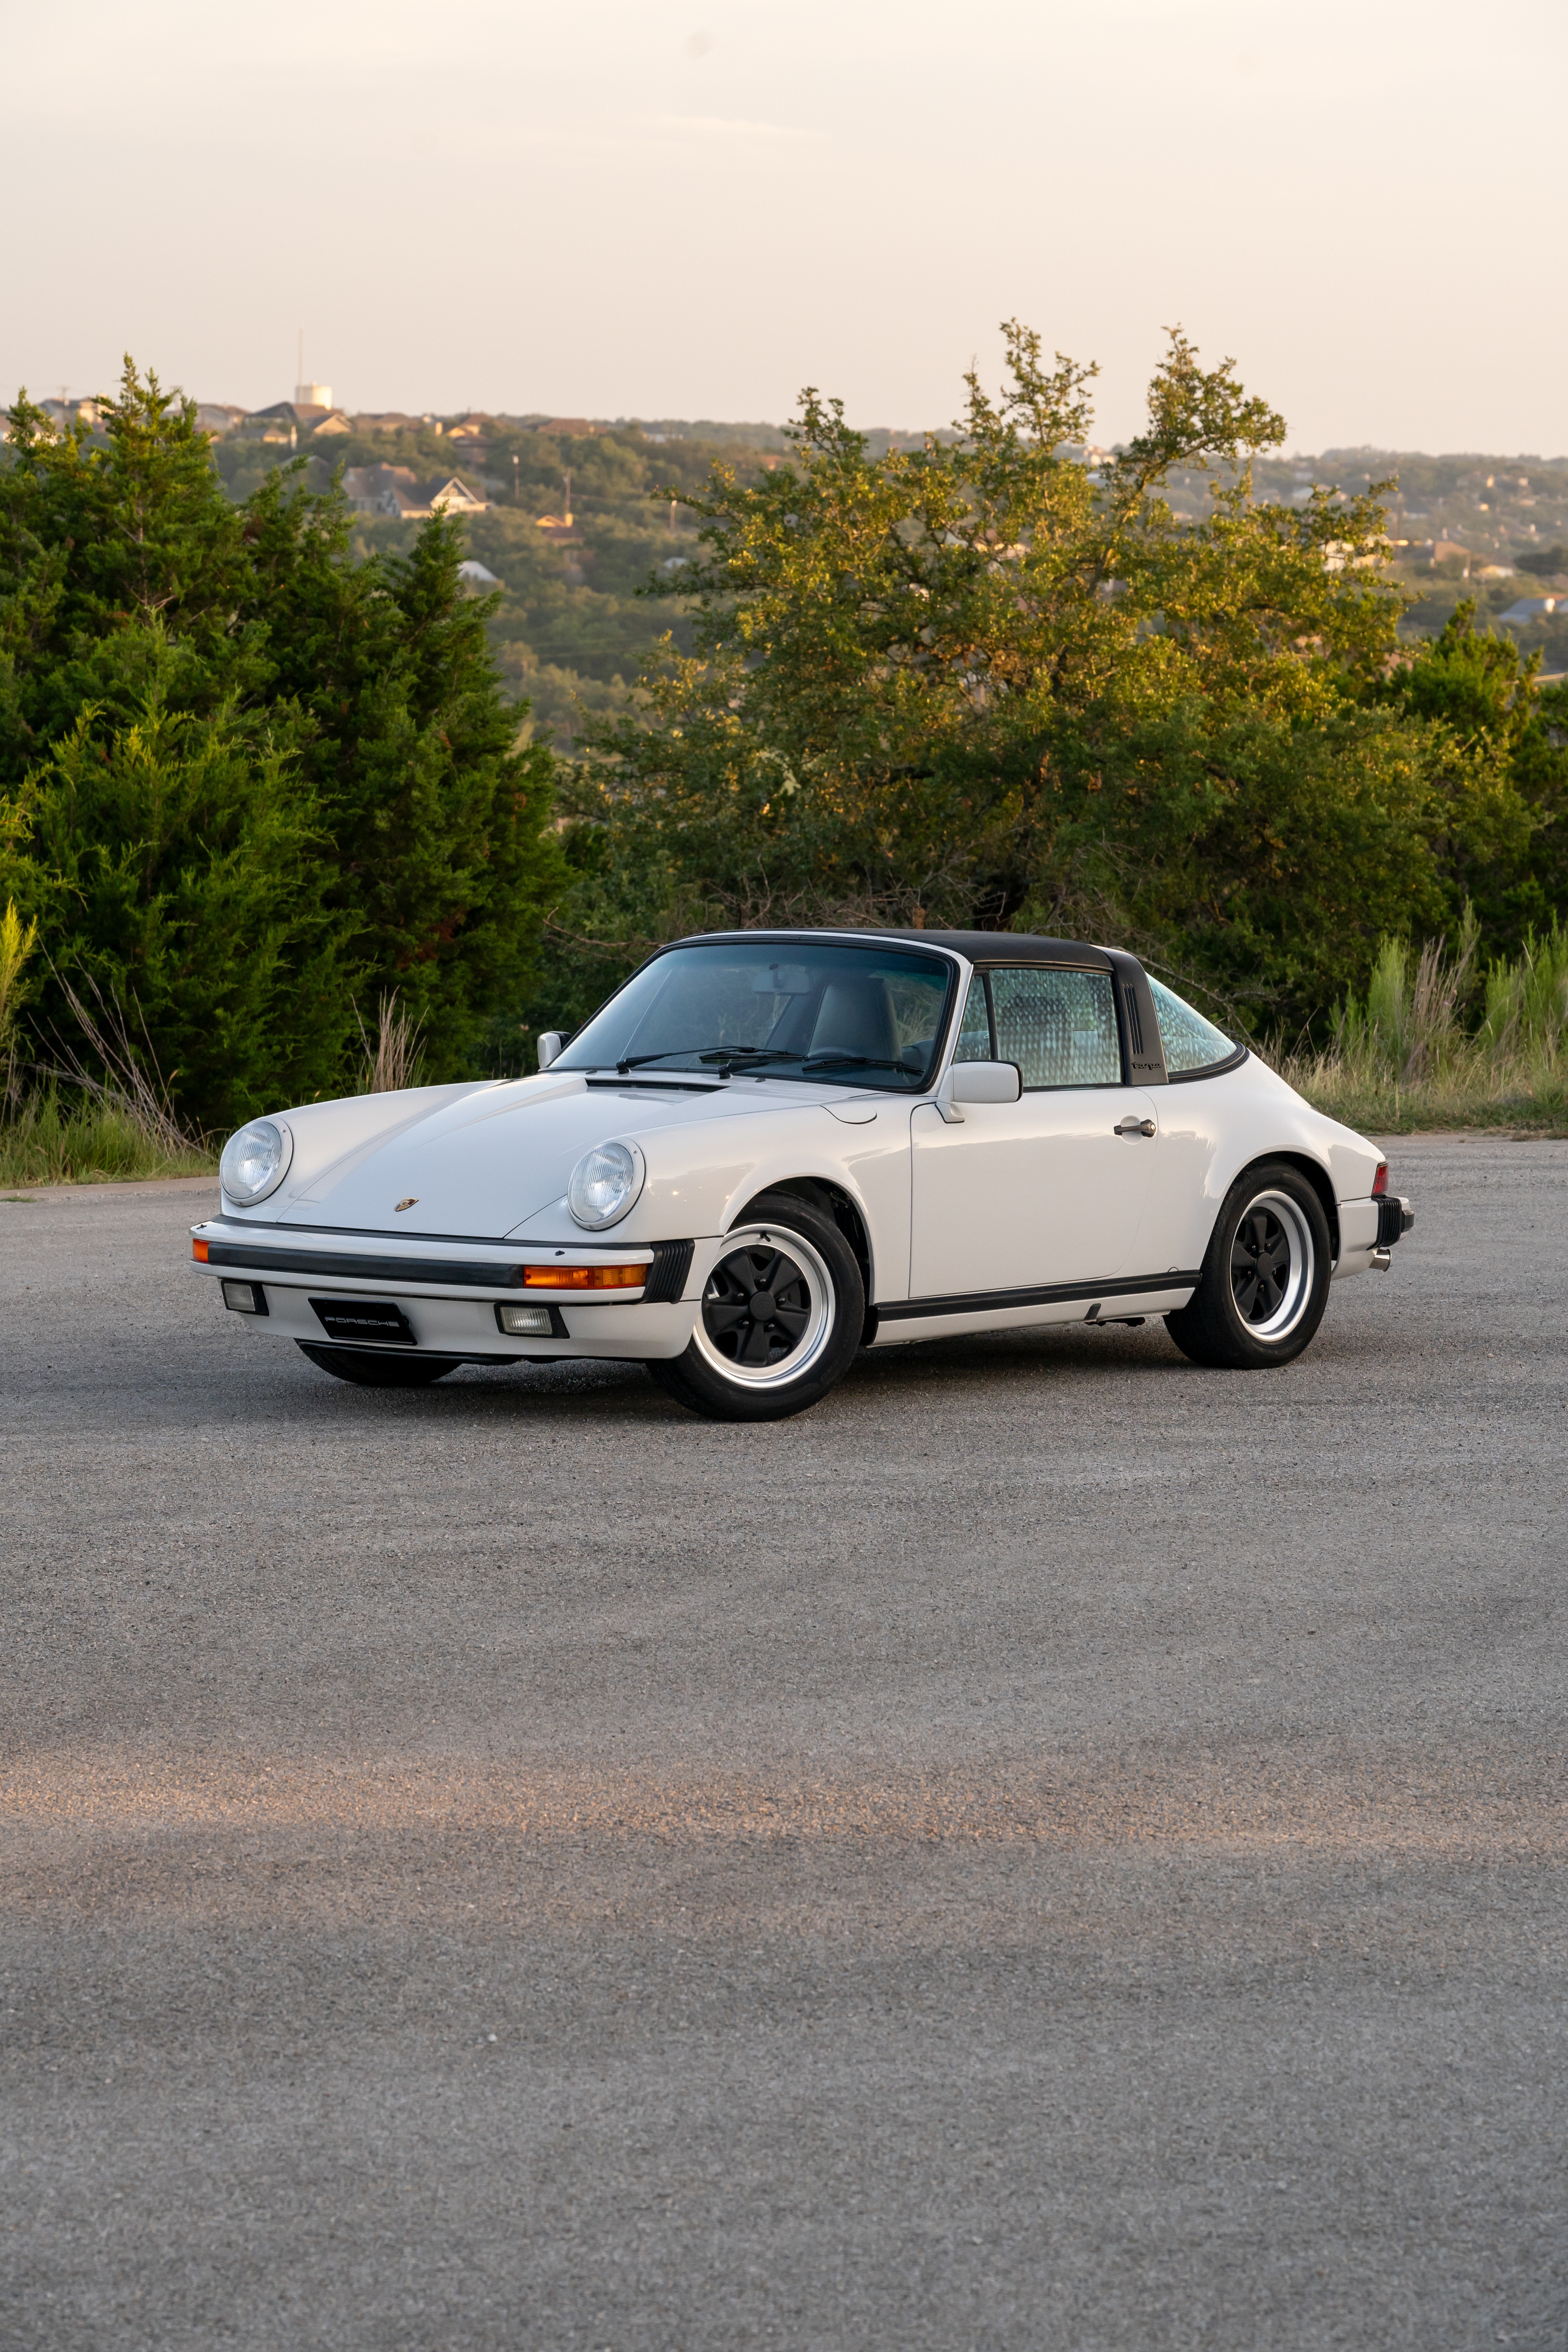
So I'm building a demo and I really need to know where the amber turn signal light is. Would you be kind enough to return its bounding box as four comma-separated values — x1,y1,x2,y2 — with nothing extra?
192,1238,210,1262
521,1262,646,1290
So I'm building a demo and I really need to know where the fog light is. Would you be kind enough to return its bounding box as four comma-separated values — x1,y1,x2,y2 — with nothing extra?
221,1279,268,1316
496,1302,556,1336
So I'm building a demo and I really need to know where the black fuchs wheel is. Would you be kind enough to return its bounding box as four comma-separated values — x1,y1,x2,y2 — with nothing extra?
1165,1161,1333,1370
647,1192,864,1422
297,1343,460,1387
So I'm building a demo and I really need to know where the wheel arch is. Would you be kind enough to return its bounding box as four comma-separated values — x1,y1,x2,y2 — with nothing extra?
1226,1149,1340,1262
730,1177,876,1343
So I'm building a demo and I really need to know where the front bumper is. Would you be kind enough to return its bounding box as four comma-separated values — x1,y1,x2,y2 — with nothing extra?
191,1220,702,1360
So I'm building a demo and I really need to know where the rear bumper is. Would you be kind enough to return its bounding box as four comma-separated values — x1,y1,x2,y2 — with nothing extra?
1333,1193,1414,1279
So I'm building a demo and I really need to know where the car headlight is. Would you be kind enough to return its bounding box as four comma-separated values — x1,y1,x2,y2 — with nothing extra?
220,1118,293,1206
567,1140,644,1230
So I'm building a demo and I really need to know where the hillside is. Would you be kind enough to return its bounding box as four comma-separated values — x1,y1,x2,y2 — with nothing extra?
213,416,1568,747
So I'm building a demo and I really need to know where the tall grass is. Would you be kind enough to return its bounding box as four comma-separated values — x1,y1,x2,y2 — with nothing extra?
0,1089,214,1187
0,940,214,1185
0,978,432,1188
1284,917,1568,1132
354,990,427,1094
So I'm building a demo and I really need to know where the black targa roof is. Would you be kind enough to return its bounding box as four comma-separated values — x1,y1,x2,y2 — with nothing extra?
673,929,1116,970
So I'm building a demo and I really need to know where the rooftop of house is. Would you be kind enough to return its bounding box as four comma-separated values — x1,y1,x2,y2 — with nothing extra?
341,464,488,517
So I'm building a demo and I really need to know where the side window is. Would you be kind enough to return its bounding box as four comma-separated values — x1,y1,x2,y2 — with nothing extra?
953,972,993,1060
1148,977,1235,1075
990,967,1121,1089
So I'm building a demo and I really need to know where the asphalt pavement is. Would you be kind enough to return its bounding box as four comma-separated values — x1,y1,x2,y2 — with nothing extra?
2,1134,1565,2352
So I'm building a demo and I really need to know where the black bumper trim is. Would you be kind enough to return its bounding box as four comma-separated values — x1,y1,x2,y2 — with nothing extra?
877,1269,1201,1322
644,1239,695,1302
203,1238,692,1292
1376,1196,1414,1247
210,1241,538,1287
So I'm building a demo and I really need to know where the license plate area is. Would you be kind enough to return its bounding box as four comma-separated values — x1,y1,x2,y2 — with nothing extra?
309,1297,417,1347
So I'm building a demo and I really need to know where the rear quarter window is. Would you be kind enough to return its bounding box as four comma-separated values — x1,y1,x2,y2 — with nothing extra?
1149,978,1239,1075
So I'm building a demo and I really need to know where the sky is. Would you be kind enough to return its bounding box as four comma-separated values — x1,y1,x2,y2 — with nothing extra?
2,0,1563,454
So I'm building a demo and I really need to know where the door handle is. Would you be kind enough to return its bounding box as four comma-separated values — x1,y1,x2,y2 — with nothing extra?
1114,1116,1156,1137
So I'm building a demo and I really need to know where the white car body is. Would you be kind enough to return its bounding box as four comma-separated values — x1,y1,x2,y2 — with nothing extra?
190,928,1406,1376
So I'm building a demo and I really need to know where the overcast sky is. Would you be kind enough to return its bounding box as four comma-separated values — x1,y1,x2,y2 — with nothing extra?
3,0,1563,452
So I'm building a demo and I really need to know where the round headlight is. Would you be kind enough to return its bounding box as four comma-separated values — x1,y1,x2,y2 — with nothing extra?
567,1140,644,1230
220,1118,293,1205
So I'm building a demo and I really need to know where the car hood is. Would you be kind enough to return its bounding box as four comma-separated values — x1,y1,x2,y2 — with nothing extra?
254,1071,871,1239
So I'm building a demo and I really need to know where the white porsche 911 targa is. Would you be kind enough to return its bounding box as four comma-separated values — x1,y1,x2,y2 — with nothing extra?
190,928,1413,1420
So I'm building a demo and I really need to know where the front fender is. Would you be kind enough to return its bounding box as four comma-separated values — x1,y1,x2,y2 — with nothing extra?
510,1101,917,1305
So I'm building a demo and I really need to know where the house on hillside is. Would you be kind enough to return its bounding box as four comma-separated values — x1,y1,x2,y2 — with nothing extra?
195,403,248,437
1419,539,1473,572
1499,595,1566,627
342,465,489,519
33,397,103,434
245,401,352,439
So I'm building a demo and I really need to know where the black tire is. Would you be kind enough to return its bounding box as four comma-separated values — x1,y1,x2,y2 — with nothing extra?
648,1192,864,1422
1165,1161,1332,1370
296,1342,459,1388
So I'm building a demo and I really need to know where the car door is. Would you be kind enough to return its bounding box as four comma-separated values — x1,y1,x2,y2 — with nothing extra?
909,964,1161,1299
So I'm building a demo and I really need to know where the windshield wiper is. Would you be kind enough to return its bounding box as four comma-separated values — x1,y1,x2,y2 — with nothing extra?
799,1054,919,1076
612,1047,921,1080
612,1047,742,1071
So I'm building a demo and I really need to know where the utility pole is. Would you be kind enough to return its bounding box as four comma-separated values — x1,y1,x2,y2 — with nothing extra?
512,452,519,504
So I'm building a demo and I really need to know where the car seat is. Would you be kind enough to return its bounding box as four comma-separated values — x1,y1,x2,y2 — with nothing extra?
808,976,900,1065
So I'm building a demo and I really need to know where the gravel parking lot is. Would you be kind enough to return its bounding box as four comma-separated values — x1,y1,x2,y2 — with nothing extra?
2,1133,1565,2352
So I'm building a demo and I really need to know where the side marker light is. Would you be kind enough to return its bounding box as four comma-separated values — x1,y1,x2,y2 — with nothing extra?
192,1238,210,1262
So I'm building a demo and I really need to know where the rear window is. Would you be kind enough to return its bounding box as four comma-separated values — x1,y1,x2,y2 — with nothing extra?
1149,978,1237,1075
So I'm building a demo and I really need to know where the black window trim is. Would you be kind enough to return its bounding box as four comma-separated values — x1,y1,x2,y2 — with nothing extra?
1165,1041,1250,1083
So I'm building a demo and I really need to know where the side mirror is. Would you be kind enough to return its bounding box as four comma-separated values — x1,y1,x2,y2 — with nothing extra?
537,1030,566,1071
949,1060,1022,1105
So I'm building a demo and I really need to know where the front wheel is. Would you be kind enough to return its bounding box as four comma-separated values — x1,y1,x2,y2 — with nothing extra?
648,1193,864,1422
1165,1163,1332,1370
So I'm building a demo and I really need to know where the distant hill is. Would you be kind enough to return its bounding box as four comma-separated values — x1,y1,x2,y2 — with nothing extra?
205,410,1568,744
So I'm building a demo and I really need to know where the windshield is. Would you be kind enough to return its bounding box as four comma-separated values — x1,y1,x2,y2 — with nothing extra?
557,940,957,1091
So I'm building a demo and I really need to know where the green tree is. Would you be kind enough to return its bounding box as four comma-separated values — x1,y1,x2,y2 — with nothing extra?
1379,602,1566,949
247,486,563,1072
551,326,1538,1035
0,361,563,1117
23,671,349,1127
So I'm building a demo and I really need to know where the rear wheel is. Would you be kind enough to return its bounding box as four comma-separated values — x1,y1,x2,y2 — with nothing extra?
1165,1162,1332,1370
648,1193,863,1422
297,1342,459,1388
